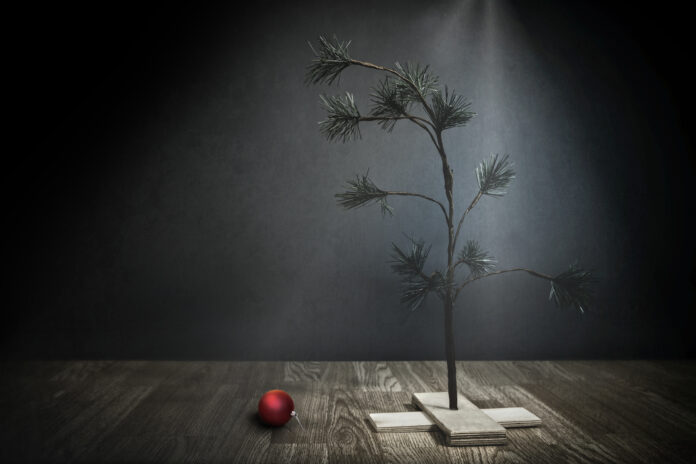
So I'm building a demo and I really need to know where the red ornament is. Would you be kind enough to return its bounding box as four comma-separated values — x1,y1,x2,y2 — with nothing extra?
258,389,295,426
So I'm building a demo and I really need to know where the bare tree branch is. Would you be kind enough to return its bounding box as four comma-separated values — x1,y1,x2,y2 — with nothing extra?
358,115,439,148
454,267,553,299
452,190,483,251
385,191,448,221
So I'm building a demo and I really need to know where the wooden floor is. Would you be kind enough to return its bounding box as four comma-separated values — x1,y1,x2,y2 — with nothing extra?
1,360,695,463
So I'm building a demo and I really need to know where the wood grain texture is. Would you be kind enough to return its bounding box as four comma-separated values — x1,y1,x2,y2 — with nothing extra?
1,360,695,462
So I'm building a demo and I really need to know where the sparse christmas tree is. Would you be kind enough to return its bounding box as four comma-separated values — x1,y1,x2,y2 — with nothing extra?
306,36,594,410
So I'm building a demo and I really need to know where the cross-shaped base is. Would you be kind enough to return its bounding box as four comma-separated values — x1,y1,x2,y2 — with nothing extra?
368,392,541,446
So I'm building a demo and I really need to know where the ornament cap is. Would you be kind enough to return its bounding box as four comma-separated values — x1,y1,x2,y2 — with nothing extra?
291,410,305,430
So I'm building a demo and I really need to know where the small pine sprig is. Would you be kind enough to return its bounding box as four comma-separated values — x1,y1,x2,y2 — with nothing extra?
369,77,409,132
431,87,475,131
457,240,496,276
476,154,515,196
394,62,440,103
400,272,448,311
306,36,352,86
335,173,393,216
319,93,361,142
390,238,448,310
549,264,595,314
390,238,430,277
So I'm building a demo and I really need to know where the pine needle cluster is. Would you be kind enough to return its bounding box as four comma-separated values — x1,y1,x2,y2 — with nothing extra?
335,173,392,216
390,238,448,310
476,154,515,196
550,264,596,314
457,240,497,277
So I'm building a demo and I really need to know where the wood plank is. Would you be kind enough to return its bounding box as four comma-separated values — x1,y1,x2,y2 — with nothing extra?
354,391,443,449
412,392,506,446
481,407,542,427
369,407,540,432
369,411,438,432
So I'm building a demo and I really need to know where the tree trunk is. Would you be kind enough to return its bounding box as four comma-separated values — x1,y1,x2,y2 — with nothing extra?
444,290,457,409
436,130,457,410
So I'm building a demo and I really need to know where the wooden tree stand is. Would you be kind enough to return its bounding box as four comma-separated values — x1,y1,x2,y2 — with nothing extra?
369,392,541,446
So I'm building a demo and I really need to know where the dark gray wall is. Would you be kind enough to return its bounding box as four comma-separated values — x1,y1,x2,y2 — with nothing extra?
5,1,695,359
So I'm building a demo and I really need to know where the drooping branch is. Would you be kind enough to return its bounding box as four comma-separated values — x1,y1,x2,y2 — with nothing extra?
358,115,439,148
455,267,553,298
335,173,392,216
358,115,432,128
385,191,448,221
306,36,352,86
318,96,437,149
335,173,448,220
454,264,594,314
319,93,439,145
